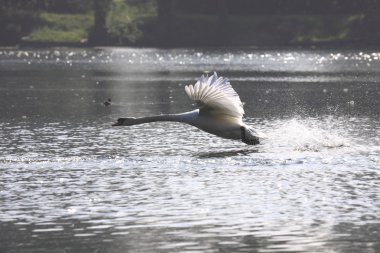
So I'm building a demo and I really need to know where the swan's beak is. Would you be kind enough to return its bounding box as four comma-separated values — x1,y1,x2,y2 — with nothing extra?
112,118,123,126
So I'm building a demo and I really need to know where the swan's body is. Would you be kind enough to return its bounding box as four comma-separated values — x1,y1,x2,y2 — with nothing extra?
113,73,264,145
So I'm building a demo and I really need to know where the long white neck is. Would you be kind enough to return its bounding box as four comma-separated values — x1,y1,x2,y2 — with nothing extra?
119,110,199,126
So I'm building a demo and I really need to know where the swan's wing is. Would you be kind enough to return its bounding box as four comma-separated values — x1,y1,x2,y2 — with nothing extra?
185,72,244,118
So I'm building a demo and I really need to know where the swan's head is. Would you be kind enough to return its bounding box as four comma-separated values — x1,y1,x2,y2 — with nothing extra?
112,117,137,126
112,118,126,126
240,126,260,145
112,118,138,126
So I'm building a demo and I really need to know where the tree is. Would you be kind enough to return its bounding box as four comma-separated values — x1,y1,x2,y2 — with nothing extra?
157,0,175,46
217,0,229,41
89,0,112,45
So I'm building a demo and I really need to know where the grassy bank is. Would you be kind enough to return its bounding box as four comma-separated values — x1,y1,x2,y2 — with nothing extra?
22,0,156,45
27,13,93,42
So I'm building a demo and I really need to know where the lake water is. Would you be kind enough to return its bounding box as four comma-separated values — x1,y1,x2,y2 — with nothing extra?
0,47,379,253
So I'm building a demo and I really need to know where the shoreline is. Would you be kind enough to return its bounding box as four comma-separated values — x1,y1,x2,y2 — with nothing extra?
1,39,380,51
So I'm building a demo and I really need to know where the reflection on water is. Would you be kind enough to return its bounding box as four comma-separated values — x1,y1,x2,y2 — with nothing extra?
0,48,380,253
197,148,259,158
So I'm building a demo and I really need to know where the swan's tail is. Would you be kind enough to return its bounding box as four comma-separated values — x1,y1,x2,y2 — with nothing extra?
112,117,136,126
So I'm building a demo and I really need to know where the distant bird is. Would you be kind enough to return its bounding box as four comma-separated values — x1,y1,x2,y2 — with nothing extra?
103,98,112,106
113,72,264,145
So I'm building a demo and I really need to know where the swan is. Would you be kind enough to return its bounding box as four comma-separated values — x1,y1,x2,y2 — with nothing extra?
112,72,264,145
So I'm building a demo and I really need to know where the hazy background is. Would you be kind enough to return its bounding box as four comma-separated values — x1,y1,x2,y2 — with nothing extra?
1,0,380,47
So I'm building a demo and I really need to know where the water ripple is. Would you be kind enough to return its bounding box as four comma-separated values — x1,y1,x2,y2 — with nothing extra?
1,48,380,253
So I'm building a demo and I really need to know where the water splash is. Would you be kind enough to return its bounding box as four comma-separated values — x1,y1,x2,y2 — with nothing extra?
262,118,349,152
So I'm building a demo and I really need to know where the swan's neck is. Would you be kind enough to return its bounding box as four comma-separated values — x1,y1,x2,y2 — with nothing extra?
123,110,199,126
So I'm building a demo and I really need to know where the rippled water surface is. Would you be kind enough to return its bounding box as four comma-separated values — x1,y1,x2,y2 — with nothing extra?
1,48,380,253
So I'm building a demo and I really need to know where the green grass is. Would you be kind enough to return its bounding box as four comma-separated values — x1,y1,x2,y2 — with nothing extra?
28,12,93,42
30,27,87,42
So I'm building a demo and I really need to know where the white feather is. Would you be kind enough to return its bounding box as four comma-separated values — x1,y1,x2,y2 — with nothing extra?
115,72,263,144
185,72,244,119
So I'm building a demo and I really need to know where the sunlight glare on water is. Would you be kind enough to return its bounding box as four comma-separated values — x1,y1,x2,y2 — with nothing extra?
0,48,380,253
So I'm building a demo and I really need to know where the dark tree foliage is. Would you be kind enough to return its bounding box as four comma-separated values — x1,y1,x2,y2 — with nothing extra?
0,0,45,10
1,0,380,46
42,0,93,13
0,0,44,45
175,0,380,15
0,0,92,12
156,0,175,45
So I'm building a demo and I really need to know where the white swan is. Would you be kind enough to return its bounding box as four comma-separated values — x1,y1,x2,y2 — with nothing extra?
113,72,264,145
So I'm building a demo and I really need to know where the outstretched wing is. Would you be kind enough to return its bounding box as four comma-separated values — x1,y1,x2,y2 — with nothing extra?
185,72,244,119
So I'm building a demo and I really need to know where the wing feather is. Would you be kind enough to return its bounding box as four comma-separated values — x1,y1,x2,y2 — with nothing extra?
185,72,244,118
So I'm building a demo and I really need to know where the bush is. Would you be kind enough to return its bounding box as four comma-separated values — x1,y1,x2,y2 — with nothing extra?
106,0,156,45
